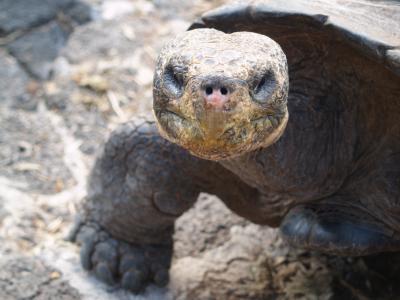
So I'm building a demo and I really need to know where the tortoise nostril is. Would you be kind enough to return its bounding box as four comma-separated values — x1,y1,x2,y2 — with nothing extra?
201,77,237,97
204,86,229,95
205,86,213,95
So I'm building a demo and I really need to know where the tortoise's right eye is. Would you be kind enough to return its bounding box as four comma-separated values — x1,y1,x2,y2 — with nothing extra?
163,64,185,98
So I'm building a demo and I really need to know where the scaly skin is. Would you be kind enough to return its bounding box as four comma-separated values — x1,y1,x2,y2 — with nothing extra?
153,29,289,160
71,117,262,292
72,27,400,293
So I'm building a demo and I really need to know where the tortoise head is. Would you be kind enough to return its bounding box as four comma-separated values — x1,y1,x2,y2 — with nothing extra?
153,29,289,160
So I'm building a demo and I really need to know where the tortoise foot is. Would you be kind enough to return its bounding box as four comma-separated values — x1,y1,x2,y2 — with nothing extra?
70,221,172,293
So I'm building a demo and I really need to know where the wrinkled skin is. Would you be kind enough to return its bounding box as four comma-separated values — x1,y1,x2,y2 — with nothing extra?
153,29,289,160
71,27,400,293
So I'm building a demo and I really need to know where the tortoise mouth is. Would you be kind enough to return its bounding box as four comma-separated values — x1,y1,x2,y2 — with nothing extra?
157,108,237,140
155,107,289,160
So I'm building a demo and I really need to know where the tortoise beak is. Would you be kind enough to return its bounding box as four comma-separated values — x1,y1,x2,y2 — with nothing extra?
198,109,230,140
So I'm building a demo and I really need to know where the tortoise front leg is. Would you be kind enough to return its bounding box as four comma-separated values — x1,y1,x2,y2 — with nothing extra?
70,119,208,293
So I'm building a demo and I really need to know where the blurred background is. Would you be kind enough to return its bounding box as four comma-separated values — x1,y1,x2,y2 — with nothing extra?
0,1,230,299
1,1,400,299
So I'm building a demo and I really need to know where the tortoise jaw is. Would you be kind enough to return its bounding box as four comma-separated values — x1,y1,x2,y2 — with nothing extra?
157,108,237,142
197,109,236,140
156,105,289,161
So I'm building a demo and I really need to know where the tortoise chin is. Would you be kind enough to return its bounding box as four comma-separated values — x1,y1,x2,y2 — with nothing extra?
153,29,289,160
155,100,289,161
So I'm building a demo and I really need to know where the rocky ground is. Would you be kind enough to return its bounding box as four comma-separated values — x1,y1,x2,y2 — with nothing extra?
1,0,400,299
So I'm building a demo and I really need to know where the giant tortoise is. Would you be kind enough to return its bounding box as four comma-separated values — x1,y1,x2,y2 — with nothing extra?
71,0,400,293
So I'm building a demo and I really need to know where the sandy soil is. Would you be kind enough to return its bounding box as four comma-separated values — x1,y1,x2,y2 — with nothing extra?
1,1,400,299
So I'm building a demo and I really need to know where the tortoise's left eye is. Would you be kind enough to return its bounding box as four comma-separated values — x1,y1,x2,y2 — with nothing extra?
163,64,185,98
251,70,276,104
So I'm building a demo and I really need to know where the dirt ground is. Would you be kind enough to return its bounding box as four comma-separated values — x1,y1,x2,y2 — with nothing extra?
1,1,400,299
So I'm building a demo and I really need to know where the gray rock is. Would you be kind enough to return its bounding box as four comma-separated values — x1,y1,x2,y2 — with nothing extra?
63,19,138,64
172,196,292,300
174,194,248,258
0,107,76,194
0,0,74,34
0,49,29,104
7,22,70,80
0,256,81,300
171,195,400,300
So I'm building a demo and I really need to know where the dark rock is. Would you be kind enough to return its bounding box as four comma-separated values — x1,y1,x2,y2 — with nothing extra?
0,0,74,35
13,93,40,111
45,93,69,111
7,22,70,80
65,1,94,25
